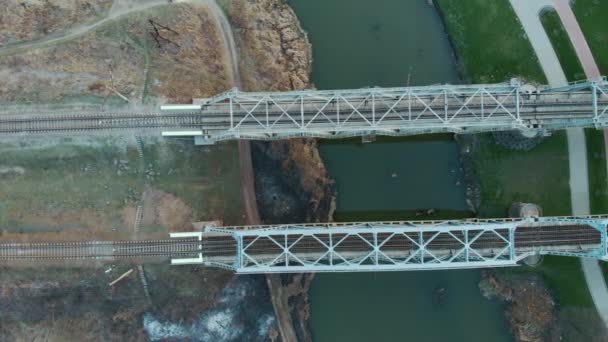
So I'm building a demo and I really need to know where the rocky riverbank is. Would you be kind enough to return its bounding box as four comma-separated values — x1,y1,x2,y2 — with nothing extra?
225,0,335,341
480,270,559,342
455,134,482,212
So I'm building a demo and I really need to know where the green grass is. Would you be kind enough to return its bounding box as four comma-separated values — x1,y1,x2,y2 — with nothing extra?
216,0,232,15
541,10,586,82
0,137,142,232
472,133,595,309
473,132,571,217
436,0,546,84
0,137,245,235
144,139,244,226
585,129,608,214
573,0,608,75
436,0,601,331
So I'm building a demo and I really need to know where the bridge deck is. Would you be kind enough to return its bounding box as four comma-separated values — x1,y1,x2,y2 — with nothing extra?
199,216,607,273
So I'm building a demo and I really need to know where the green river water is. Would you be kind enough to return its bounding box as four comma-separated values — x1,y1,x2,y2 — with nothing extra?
287,0,512,341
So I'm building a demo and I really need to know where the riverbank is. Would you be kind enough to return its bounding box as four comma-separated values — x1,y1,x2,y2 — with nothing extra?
222,0,333,340
285,1,513,341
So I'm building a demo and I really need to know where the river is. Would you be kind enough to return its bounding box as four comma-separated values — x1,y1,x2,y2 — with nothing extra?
287,0,512,341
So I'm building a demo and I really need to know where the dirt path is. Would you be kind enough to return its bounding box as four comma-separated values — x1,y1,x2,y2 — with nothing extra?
203,0,241,87
208,2,299,341
0,0,170,57
237,141,262,224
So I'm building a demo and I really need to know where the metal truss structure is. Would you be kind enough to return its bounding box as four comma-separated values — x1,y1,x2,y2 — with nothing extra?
160,78,608,143
171,216,608,273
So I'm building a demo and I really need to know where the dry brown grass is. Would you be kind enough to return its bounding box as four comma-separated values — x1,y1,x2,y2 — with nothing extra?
228,0,312,92
0,3,232,103
146,4,233,102
0,0,113,45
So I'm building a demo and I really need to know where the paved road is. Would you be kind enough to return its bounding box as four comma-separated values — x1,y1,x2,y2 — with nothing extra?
510,0,608,328
510,0,568,86
553,0,602,80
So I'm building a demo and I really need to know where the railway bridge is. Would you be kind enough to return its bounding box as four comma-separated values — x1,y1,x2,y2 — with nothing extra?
0,78,607,141
2,215,608,273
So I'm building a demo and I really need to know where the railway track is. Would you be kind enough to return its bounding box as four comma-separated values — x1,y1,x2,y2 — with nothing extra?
0,239,202,260
1,97,607,136
0,224,603,263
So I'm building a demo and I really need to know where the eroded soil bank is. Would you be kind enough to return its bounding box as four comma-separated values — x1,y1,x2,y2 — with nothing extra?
224,0,335,340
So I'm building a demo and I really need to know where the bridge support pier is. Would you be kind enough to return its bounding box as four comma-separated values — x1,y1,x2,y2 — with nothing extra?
522,254,543,266
194,135,215,145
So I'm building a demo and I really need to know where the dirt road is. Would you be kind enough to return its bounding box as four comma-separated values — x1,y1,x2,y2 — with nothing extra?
0,0,170,57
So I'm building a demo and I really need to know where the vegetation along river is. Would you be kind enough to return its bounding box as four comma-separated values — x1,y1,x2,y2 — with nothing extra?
287,0,512,340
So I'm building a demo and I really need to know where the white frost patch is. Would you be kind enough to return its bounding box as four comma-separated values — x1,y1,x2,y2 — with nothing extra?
143,314,189,341
257,314,276,337
195,308,242,341
0,166,25,175
218,281,247,304
144,308,241,342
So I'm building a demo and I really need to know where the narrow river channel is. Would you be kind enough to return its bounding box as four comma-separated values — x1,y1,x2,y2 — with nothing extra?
287,0,512,340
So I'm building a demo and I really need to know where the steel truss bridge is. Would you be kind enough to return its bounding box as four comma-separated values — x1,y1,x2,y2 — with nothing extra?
171,215,608,273
2,216,608,273
0,79,607,141
175,78,608,143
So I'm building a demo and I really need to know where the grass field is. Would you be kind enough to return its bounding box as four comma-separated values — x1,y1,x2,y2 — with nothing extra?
0,137,142,235
0,136,244,239
436,0,546,84
573,0,608,75
585,129,608,214
470,133,595,310
472,133,571,217
143,139,244,226
540,10,586,82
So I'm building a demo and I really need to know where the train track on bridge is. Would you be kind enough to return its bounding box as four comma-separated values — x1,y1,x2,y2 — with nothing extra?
0,222,604,266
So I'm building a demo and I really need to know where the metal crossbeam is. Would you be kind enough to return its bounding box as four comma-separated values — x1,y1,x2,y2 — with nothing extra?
170,215,608,273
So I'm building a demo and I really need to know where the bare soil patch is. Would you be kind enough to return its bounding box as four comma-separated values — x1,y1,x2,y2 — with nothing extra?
141,188,194,234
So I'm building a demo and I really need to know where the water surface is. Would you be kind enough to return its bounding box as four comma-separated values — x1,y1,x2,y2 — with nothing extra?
320,140,468,212
288,0,458,88
311,271,509,342
287,0,512,341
